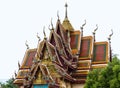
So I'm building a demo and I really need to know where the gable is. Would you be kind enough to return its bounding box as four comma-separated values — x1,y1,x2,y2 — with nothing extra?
55,20,68,44
49,32,56,46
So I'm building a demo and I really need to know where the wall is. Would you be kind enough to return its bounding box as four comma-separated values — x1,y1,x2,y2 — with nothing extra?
72,84,84,88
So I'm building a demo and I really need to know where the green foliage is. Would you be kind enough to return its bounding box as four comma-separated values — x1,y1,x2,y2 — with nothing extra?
84,56,120,88
0,78,18,88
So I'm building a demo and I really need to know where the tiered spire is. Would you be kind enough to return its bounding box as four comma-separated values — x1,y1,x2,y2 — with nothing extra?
62,3,74,31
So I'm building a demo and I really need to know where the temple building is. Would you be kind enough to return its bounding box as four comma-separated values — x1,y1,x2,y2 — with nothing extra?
14,3,113,88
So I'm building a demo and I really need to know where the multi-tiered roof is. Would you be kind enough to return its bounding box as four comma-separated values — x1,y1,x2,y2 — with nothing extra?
14,3,113,88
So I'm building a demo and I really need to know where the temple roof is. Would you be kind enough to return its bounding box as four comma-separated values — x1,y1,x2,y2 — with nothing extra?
14,2,112,86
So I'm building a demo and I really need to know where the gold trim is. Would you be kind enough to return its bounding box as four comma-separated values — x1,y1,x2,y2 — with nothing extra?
73,70,89,75
92,65,107,69
92,61,107,64
77,61,90,68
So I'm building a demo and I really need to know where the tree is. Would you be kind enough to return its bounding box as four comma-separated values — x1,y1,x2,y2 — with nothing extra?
84,56,120,88
0,78,18,88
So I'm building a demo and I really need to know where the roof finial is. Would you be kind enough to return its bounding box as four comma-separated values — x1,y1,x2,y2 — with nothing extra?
80,20,86,37
65,2,68,19
48,19,54,31
43,26,47,39
48,25,51,31
18,61,20,68
92,24,98,42
25,40,29,49
37,33,41,42
14,70,17,77
57,11,60,20
108,29,113,42
108,29,113,62
51,18,54,29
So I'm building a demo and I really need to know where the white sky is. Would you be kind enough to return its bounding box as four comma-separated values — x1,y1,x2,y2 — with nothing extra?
0,0,120,79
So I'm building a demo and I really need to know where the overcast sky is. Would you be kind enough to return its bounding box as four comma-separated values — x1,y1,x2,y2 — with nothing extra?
0,0,120,80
